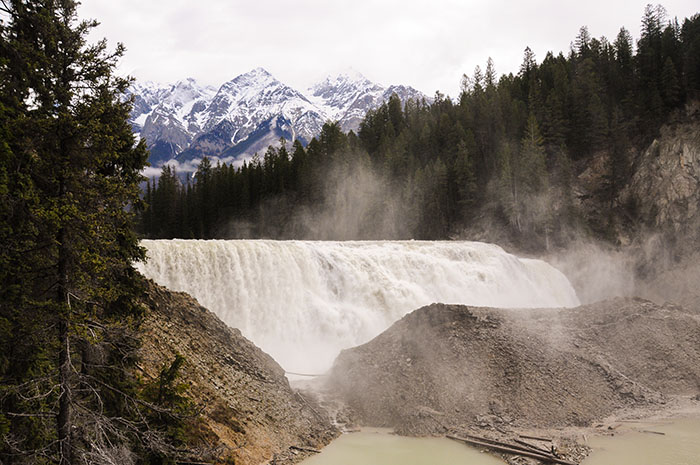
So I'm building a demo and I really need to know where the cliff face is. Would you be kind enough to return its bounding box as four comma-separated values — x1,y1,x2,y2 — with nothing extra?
138,281,337,464
554,105,700,310
623,105,700,309
622,104,700,240
573,103,700,246
327,300,700,435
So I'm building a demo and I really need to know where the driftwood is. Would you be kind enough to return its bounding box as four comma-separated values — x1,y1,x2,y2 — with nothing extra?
289,445,321,454
641,429,665,435
456,432,553,455
519,433,553,442
294,391,324,421
447,434,577,465
513,438,554,455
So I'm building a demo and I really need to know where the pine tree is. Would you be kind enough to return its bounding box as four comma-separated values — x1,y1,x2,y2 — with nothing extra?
473,65,484,93
519,46,537,100
520,46,537,78
661,56,681,108
575,26,592,58
519,113,548,193
637,4,667,130
485,57,497,89
153,165,180,237
0,1,165,462
681,14,700,96
195,156,214,237
453,141,477,221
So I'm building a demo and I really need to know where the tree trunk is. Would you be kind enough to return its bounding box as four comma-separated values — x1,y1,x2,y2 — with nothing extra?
57,314,72,465
57,193,72,465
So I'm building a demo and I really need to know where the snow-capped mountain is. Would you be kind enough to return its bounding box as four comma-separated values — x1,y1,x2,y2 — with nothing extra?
129,79,217,164
309,70,426,132
180,68,327,163
128,68,427,169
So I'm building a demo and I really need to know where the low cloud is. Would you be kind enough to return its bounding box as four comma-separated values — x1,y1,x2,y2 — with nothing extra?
141,154,250,179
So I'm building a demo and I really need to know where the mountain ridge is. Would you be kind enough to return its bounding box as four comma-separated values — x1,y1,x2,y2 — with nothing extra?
128,68,427,169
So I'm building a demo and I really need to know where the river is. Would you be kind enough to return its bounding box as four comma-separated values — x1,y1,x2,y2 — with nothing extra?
300,418,700,465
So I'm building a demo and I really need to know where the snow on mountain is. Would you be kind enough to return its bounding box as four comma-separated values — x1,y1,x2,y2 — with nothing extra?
307,70,427,133
184,67,325,160
128,68,427,169
308,70,384,130
128,79,217,164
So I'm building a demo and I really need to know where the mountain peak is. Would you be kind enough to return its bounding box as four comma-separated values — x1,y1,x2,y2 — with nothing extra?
331,68,368,83
311,69,374,93
220,67,279,92
129,68,427,166
242,67,274,80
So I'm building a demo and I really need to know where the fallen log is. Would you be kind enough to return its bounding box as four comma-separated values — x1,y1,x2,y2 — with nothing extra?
641,429,665,435
289,445,321,454
456,432,554,457
447,435,577,465
513,438,554,455
285,371,324,377
519,434,553,442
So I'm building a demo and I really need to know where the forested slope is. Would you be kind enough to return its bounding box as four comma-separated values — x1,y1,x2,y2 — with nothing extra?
140,6,700,252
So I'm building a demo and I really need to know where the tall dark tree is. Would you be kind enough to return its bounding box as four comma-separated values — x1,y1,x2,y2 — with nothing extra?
0,1,163,463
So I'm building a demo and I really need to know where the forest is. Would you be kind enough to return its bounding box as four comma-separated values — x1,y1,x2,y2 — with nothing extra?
140,5,700,249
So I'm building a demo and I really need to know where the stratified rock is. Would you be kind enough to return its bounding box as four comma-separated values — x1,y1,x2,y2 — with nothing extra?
139,280,337,465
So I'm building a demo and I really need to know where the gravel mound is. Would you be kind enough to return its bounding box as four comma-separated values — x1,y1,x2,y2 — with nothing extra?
327,299,700,435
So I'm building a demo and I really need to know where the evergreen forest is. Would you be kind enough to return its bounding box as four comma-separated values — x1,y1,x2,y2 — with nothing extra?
140,5,700,249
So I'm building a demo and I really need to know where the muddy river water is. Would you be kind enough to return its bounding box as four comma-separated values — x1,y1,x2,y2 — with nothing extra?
302,418,700,465
583,418,700,465
300,429,507,465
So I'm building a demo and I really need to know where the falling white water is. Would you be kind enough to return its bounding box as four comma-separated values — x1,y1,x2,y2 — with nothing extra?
136,240,579,373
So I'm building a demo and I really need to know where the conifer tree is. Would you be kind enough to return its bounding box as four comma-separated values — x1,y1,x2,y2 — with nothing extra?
575,26,592,58
0,1,166,462
485,57,497,89
661,56,681,107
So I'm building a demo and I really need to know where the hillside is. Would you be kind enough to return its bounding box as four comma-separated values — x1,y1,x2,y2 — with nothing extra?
138,281,337,464
326,300,700,436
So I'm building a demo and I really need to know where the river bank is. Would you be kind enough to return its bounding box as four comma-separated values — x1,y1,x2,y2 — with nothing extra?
298,401,700,465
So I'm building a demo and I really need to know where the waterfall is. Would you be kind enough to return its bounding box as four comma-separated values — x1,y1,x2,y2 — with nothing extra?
137,240,579,373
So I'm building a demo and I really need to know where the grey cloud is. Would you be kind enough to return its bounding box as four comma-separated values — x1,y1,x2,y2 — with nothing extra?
80,0,698,98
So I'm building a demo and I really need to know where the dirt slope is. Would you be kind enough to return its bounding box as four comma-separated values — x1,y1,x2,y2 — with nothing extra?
139,280,337,464
327,299,700,435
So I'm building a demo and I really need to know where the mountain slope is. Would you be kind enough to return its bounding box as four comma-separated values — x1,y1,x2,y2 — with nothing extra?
129,79,217,164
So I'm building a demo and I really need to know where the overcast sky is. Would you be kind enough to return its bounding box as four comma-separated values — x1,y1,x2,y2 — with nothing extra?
78,0,698,97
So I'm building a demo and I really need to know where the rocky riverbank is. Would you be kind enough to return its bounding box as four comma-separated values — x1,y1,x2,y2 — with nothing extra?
322,299,700,463
138,280,338,464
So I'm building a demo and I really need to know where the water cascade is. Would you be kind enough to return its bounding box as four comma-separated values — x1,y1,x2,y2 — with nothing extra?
137,240,579,373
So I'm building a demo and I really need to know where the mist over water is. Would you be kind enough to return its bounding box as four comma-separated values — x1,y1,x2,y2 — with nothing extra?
137,240,579,373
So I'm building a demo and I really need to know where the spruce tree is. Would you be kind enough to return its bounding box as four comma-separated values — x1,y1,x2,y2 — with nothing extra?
0,1,155,463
